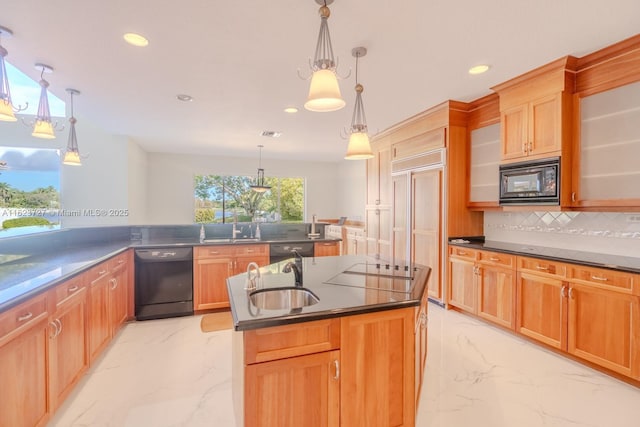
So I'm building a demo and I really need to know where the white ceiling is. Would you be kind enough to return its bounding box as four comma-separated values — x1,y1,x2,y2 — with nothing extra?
3,0,640,162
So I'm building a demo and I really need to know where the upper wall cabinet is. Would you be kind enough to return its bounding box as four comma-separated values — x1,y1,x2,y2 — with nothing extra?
571,34,640,210
492,57,577,164
467,93,501,209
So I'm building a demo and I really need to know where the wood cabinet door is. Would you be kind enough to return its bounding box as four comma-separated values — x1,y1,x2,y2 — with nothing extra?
378,145,392,205
516,272,567,350
392,174,408,263
88,273,111,362
109,266,128,335
415,301,428,407
567,283,640,379
0,316,49,427
529,93,561,156
244,349,340,427
412,169,442,300
378,207,392,261
314,241,340,257
194,257,233,310
477,265,515,329
365,207,380,257
448,256,476,313
501,104,528,160
341,308,415,427
49,287,89,411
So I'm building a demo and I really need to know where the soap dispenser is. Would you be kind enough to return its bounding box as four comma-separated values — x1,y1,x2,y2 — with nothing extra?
199,224,205,243
255,223,261,240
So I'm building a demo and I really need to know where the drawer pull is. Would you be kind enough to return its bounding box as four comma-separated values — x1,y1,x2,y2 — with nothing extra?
68,285,79,293
590,275,608,282
535,265,549,271
118,260,125,264
210,251,220,255
99,269,108,275
333,360,340,380
458,250,467,255
247,249,254,253
17,312,33,322
489,257,500,262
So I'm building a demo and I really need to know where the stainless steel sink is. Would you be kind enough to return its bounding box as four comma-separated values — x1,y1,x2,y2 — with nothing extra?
233,238,261,242
203,238,232,243
249,287,319,310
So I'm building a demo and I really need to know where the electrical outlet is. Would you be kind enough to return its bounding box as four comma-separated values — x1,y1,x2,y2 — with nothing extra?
627,215,640,223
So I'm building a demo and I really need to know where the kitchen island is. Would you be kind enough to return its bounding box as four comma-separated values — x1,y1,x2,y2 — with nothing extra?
228,255,431,427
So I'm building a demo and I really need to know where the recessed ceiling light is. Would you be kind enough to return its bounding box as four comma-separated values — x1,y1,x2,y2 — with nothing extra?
123,32,149,47
468,64,490,75
261,131,282,138
284,107,298,114
176,94,193,102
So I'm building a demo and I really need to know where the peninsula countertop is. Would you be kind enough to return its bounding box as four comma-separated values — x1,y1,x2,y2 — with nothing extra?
227,255,431,331
0,237,340,312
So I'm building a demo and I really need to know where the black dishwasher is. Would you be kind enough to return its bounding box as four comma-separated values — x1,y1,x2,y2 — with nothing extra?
134,247,193,320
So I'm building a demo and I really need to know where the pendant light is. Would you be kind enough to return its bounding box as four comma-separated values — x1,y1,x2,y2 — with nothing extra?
30,63,58,139
62,88,81,166
249,145,271,193
302,0,345,112
345,47,373,160
0,25,27,122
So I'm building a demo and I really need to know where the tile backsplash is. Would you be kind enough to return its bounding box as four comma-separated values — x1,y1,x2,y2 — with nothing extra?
484,211,640,258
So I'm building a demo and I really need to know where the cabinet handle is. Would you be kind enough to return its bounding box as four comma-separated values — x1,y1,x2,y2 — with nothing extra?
420,312,428,327
333,360,340,380
375,209,380,216
210,251,220,255
118,259,125,264
489,257,500,262
457,250,467,255
522,143,527,153
571,192,576,203
99,269,107,275
528,141,533,152
247,249,254,253
110,278,118,290
17,312,33,322
535,265,549,271
49,321,59,339
568,287,575,299
68,285,79,293
590,275,608,282
55,318,63,336
561,285,567,298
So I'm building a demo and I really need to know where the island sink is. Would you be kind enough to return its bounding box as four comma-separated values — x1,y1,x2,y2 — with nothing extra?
248,286,319,310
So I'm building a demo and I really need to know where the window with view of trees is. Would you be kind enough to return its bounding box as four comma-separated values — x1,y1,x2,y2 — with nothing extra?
194,175,304,223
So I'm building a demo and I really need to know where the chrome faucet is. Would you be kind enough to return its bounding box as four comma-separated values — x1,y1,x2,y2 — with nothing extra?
245,262,261,290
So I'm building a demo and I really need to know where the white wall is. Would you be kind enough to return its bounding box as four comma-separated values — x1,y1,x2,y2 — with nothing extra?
126,140,148,225
146,152,348,225
336,160,366,222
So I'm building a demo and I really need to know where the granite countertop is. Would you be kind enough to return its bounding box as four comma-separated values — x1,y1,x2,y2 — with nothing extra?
448,239,640,274
130,237,341,248
227,255,431,331
0,237,341,312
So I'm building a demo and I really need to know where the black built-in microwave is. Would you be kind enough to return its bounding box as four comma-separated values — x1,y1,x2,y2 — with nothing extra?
499,157,560,205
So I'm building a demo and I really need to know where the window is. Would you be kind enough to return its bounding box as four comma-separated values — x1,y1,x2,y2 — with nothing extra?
0,147,61,237
194,175,304,223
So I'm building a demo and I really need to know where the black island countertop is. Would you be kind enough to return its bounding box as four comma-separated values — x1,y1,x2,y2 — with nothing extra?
0,236,340,312
449,238,640,274
227,255,431,331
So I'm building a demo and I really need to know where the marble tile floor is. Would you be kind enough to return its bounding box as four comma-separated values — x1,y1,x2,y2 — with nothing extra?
48,305,640,427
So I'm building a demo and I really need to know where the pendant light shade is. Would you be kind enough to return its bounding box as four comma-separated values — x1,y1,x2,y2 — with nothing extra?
62,88,82,166
31,64,57,139
305,69,345,112
0,25,27,122
249,145,271,192
302,0,345,112
345,47,373,160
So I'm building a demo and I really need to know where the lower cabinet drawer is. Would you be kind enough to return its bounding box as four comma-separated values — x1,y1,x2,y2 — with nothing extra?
244,318,340,364
0,294,48,342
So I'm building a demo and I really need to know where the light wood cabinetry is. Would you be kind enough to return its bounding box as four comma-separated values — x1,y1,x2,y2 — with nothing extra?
194,244,269,311
566,266,639,379
414,295,428,407
340,308,415,427
573,80,640,208
314,241,340,257
48,276,89,411
516,257,568,349
109,252,129,336
344,226,366,255
0,293,50,427
493,57,576,163
87,262,112,362
448,246,516,330
467,93,501,208
448,246,477,314
240,308,417,427
366,138,392,260
392,127,445,160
